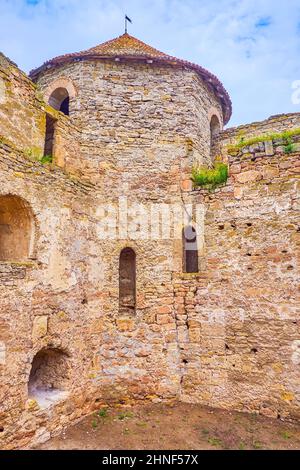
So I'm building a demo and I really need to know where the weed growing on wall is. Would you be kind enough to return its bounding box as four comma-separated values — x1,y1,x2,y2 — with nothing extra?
192,162,228,190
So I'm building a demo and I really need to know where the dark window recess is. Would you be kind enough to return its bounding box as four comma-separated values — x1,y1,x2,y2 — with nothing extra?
44,115,56,157
48,88,70,116
119,248,136,314
183,226,199,273
210,115,221,156
60,96,69,115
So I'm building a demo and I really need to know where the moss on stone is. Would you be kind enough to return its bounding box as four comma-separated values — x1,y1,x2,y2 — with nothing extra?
227,128,300,152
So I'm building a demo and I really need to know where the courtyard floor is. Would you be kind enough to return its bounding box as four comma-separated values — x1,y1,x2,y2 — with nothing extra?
36,402,300,450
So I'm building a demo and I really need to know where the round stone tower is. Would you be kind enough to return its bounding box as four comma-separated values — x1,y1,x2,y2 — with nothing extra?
30,33,231,190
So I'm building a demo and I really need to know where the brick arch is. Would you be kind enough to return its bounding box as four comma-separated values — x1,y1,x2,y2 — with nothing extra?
44,78,77,115
208,107,223,130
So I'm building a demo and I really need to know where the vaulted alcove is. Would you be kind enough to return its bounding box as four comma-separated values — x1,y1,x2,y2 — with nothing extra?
28,348,71,408
0,195,34,261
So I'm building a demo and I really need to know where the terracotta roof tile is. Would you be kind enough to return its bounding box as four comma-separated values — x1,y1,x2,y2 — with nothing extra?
30,33,232,123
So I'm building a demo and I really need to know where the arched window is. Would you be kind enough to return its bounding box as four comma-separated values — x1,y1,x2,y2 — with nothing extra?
28,348,70,408
0,195,34,261
183,225,199,273
210,115,221,153
119,248,136,314
48,87,70,115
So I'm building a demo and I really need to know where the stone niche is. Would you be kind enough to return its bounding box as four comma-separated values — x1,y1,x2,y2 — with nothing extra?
0,195,34,262
28,348,71,409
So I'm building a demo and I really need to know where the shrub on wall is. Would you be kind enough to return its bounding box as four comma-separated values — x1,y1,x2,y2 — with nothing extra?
192,162,228,190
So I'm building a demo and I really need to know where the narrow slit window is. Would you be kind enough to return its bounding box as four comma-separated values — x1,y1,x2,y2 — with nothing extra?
119,248,136,314
44,114,56,158
210,115,221,157
183,225,199,273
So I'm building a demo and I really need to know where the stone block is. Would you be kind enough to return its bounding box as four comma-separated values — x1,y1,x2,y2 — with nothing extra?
264,140,274,156
235,170,261,184
32,316,48,341
263,166,279,179
116,318,135,332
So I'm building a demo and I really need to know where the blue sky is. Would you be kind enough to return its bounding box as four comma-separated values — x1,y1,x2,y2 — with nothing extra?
0,0,299,126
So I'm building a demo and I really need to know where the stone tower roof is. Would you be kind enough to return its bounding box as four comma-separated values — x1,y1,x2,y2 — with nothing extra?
30,33,232,123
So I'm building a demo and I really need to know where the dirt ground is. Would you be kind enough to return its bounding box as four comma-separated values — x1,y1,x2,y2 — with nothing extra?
36,402,300,450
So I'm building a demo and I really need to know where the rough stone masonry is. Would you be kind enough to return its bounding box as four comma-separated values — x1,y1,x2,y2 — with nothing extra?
0,33,299,449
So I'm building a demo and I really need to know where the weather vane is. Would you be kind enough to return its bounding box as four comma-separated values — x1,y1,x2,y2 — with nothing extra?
125,14,132,34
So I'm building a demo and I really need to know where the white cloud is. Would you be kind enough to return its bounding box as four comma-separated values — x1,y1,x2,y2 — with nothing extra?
0,0,299,126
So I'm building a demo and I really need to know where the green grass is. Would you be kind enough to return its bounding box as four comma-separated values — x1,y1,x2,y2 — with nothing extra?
201,428,210,436
192,162,228,190
118,411,134,421
252,440,263,449
281,431,292,440
40,154,53,164
208,437,223,447
283,143,295,154
136,421,147,427
227,128,300,152
98,408,108,418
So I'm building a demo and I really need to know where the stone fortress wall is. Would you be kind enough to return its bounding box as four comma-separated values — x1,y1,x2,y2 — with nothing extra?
0,42,299,449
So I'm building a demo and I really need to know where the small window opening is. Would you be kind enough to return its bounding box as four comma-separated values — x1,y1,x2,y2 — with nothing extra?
210,115,221,157
48,87,70,115
43,114,56,158
119,248,136,314
183,225,199,273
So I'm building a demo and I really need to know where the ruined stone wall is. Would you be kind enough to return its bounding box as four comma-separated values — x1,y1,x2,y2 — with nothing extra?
0,53,44,154
174,133,300,420
0,56,194,450
0,51,299,451
220,113,300,146
0,138,185,450
0,53,81,172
